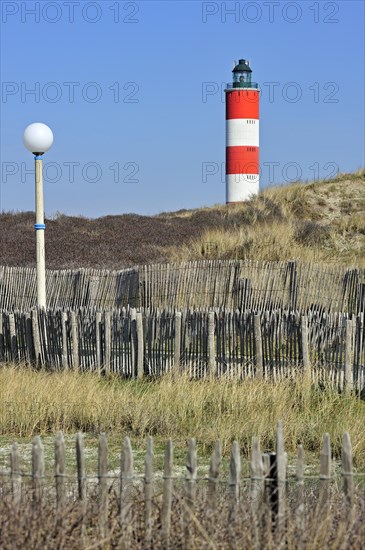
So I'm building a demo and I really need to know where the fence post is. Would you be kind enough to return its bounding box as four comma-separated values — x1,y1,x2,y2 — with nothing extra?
288,260,298,311
276,420,287,533
0,311,4,362
208,310,216,377
61,311,68,370
229,440,241,511
228,440,241,544
344,319,354,393
9,312,17,363
76,432,86,502
76,432,86,539
250,436,264,508
341,432,354,516
295,444,305,532
184,438,197,548
120,436,134,529
32,435,44,507
32,309,41,367
144,436,154,546
319,433,331,510
104,311,111,376
130,308,137,377
207,440,221,511
71,310,79,371
174,311,181,375
301,315,310,376
357,282,365,313
96,311,102,374
10,443,22,505
250,437,264,547
98,433,109,539
265,422,286,533
161,438,173,549
254,314,263,378
25,311,34,365
55,431,66,511
136,311,144,378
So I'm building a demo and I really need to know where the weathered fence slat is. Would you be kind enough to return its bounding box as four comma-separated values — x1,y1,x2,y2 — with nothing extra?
104,311,111,376
275,420,287,533
342,432,354,513
254,314,263,377
301,315,310,376
161,438,173,549
207,439,221,510
250,436,264,549
345,319,354,393
208,310,216,376
174,311,181,374
250,436,264,510
71,310,79,371
55,431,66,511
31,309,41,367
76,432,86,502
120,436,134,528
295,444,304,532
32,435,44,506
61,311,68,370
144,436,153,545
185,438,197,547
76,432,86,539
136,311,144,378
10,443,21,505
98,432,109,538
319,433,331,509
96,311,102,374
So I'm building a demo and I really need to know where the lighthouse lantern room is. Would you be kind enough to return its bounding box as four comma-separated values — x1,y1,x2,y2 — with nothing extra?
225,59,260,203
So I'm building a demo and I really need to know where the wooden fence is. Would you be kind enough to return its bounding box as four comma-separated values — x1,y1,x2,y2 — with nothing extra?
1,260,365,313
0,308,364,393
0,423,363,546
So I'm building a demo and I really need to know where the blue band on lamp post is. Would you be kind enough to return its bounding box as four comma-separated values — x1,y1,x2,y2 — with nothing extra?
34,223,46,230
34,155,43,160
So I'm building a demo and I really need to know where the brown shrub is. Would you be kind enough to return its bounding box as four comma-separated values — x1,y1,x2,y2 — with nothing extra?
293,221,331,246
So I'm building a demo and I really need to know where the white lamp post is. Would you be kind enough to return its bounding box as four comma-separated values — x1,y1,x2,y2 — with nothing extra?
23,123,54,309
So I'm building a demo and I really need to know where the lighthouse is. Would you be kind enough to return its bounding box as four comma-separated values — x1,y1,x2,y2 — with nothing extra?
225,59,259,203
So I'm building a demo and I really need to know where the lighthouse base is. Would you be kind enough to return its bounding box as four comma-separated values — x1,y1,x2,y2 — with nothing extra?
226,174,259,203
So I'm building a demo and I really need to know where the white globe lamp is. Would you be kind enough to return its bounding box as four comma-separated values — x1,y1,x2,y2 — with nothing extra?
23,122,54,309
23,122,54,154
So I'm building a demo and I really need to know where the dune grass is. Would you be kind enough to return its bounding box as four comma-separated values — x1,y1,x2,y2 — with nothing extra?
1,365,364,468
168,169,365,266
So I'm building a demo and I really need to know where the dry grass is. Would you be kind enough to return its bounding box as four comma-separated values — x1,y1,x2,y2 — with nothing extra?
0,488,364,549
168,169,365,266
1,365,364,467
0,170,364,269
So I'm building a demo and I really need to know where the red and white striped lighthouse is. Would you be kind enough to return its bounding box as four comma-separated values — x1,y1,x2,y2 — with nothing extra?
225,59,259,203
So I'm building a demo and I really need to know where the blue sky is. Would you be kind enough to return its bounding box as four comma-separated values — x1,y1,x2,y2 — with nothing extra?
1,0,364,217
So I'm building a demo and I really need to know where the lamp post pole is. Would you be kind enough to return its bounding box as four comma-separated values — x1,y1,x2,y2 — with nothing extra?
35,154,46,308
23,122,54,310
